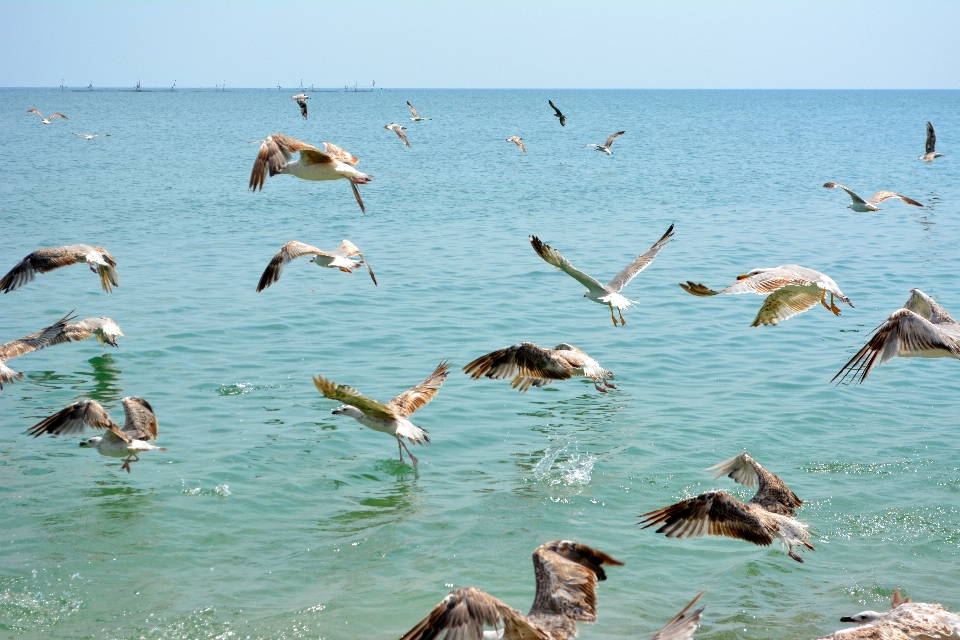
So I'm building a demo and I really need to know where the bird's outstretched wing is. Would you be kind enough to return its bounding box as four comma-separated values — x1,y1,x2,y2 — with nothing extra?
388,361,451,417
529,236,605,293
330,240,376,285
400,587,545,640
121,397,159,441
313,374,397,419
708,452,802,516
0,247,81,293
50,113,68,120
27,109,42,117
866,191,923,207
926,121,937,154
26,399,128,441
256,241,331,292
686,268,815,297
0,312,75,360
823,182,866,205
49,317,123,347
640,490,775,547
606,223,674,293
527,540,623,626
321,142,359,165
406,101,420,119
750,285,823,326
463,343,573,389
548,100,566,126
604,131,625,148
249,134,328,191
387,124,411,146
648,591,706,640
903,289,958,325
296,98,308,119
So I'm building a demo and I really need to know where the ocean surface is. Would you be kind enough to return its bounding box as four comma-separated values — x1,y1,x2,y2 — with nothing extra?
1,88,958,640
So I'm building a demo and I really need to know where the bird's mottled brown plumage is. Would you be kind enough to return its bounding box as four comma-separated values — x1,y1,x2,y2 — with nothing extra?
463,342,614,392
506,136,527,153
823,182,923,208
0,245,118,293
0,313,75,389
313,361,451,421
256,240,376,292
49,317,124,348
385,122,410,146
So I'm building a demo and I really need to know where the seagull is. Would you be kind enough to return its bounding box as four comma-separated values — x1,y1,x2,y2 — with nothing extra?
291,93,309,119
530,223,674,326
823,182,923,212
248,134,372,214
463,342,615,393
817,595,960,640
548,100,566,126
27,397,167,473
313,361,450,468
407,101,430,121
506,136,526,153
256,239,376,292
832,289,960,384
0,313,74,389
0,245,119,294
399,540,628,640
640,452,815,563
27,109,68,124
50,317,124,348
680,265,853,327
919,121,944,162
584,131,625,155
385,122,410,146
71,132,111,140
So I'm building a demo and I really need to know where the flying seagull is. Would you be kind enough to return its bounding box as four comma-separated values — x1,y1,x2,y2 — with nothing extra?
256,239,376,292
463,342,615,393
313,361,450,468
832,289,960,384
0,313,73,389
818,596,960,640
506,136,527,153
584,131,625,155
530,223,674,326
919,121,944,162
640,452,815,563
27,397,167,473
72,132,111,140
50,317,124,348
249,134,372,214
399,540,628,640
0,245,119,294
680,265,853,327
27,109,68,124
291,93,309,119
385,122,410,147
823,182,923,212
407,101,429,121
548,100,566,126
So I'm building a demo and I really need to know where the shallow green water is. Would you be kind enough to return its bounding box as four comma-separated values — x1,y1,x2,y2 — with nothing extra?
1,88,958,639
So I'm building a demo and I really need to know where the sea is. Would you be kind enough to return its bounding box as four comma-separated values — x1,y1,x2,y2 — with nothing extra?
1,88,958,640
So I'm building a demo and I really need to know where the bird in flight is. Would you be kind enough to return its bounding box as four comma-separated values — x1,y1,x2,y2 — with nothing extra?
0,313,74,389
823,182,923,212
27,397,167,473
385,122,410,147
463,342,615,393
548,100,566,126
640,452,815,563
919,121,944,162
0,245,119,294
584,131,625,155
680,264,853,326
27,109,67,124
248,134,372,214
256,240,376,292
49,317,124,348
506,136,526,153
530,223,674,326
833,289,960,384
314,361,450,468
407,101,430,121
291,93,309,119
72,132,111,140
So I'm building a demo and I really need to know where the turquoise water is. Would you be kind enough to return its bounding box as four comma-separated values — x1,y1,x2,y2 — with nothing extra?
1,88,958,640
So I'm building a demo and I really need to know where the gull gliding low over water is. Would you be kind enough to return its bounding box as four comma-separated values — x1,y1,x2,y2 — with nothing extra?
680,264,853,326
0,245,119,294
833,289,960,384
407,101,429,121
584,131,625,155
0,313,73,389
530,223,674,326
463,342,615,392
248,134,372,214
256,240,376,292
313,361,450,468
823,182,923,212
548,100,566,126
72,132,111,140
385,122,410,146
640,452,815,563
27,109,67,124
27,397,167,473
291,93,309,119
50,317,124,348
920,121,944,162
506,136,526,153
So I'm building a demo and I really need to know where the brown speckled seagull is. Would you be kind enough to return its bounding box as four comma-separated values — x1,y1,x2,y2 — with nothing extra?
584,131,625,155
256,240,376,292
463,343,615,393
50,317,124,348
0,245,118,294
506,136,527,153
640,452,814,563
823,182,923,212
407,101,430,121
27,109,68,124
385,122,410,146
0,313,74,389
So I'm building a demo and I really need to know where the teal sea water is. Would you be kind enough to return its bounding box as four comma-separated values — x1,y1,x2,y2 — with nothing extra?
1,88,958,639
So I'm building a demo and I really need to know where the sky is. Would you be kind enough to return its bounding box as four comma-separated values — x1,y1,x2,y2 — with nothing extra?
1,1,959,89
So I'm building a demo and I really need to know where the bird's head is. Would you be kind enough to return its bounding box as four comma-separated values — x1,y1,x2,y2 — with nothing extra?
840,611,885,625
332,405,359,417
583,292,588,298
79,437,102,448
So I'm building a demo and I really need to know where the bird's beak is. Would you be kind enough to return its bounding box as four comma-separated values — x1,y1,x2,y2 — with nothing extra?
331,408,342,415
736,274,750,280
840,617,857,623
79,441,88,448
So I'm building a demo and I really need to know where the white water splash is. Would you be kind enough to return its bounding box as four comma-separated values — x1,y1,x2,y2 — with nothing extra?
531,443,596,486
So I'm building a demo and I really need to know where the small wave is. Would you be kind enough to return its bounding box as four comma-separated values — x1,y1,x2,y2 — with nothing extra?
531,443,596,486
217,382,274,396
181,481,232,497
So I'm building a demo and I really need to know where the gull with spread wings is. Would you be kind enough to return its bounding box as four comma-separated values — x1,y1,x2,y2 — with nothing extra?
506,136,527,153
823,182,923,212
530,223,674,326
27,109,67,124
27,397,167,473
0,313,74,389
640,452,814,563
291,93,309,119
463,342,614,393
385,122,410,146
680,264,853,326
72,132,111,140
0,245,118,294
407,101,430,121
548,100,566,126
49,317,124,348
584,131,625,155
833,289,960,384
248,134,372,214
313,362,450,468
919,121,944,162
256,240,376,292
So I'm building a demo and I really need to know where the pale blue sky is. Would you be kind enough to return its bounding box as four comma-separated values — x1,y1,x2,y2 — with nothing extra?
2,1,958,89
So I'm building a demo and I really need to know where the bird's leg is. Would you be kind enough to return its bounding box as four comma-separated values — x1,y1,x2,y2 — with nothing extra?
617,308,626,325
397,440,405,464
605,380,617,390
593,380,607,393
121,454,139,473
819,290,831,312
609,306,619,326
400,441,419,468
829,292,841,316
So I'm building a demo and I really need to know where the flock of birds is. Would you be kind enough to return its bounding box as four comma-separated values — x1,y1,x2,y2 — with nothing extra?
6,97,956,640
